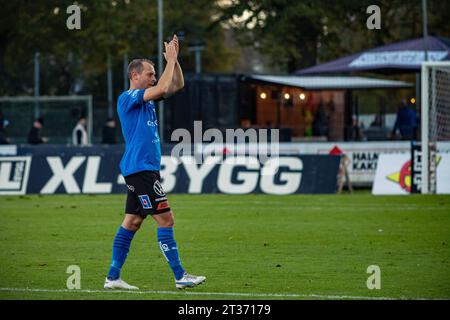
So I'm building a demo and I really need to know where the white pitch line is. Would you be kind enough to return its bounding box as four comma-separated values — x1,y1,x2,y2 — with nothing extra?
0,287,415,300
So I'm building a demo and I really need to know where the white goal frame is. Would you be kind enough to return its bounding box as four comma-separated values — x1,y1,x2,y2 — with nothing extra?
421,61,450,194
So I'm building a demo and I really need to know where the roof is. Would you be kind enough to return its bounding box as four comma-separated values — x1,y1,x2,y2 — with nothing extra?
296,36,450,75
246,75,412,90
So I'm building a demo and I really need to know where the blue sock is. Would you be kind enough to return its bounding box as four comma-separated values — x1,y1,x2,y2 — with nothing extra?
157,227,185,280
107,226,135,280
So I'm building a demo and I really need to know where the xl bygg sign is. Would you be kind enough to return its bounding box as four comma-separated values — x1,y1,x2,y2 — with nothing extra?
0,147,340,195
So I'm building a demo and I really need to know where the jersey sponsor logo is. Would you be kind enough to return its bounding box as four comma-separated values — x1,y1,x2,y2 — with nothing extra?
138,194,152,209
153,180,165,196
157,200,169,211
147,119,158,127
155,196,167,202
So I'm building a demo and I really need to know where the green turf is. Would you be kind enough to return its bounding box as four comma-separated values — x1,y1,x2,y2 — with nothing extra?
0,194,449,300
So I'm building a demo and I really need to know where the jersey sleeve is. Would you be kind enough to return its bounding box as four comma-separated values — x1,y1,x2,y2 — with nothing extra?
119,89,145,112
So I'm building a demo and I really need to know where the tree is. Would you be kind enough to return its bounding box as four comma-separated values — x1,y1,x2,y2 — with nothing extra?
0,0,238,96
216,0,450,73
216,0,327,73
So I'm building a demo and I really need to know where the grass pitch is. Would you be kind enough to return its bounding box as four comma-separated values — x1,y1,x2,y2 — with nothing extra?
0,194,449,300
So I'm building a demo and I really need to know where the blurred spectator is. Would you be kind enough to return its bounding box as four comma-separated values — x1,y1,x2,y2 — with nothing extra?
329,145,353,193
0,118,10,144
303,109,313,137
265,121,273,128
28,117,48,144
391,99,417,140
349,116,363,141
370,114,382,127
72,116,88,146
312,103,329,137
102,118,117,144
240,119,251,129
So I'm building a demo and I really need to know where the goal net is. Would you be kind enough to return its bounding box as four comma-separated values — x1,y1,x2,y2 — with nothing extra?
421,61,450,194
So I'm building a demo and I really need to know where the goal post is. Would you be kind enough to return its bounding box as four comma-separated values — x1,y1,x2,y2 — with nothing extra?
421,61,450,194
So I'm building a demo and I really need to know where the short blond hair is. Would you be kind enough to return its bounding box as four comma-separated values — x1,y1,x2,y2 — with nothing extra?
127,59,155,79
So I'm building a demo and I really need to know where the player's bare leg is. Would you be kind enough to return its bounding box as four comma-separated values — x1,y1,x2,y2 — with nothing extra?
122,213,145,232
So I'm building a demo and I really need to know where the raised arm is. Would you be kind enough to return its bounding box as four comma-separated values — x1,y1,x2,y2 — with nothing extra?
170,61,185,92
143,41,178,102
163,35,185,98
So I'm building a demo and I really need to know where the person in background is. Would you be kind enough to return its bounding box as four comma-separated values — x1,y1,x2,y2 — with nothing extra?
349,116,364,141
28,117,48,144
72,116,88,146
370,114,382,127
0,118,11,144
312,103,329,137
102,117,117,144
303,109,313,137
391,99,417,140
329,145,353,194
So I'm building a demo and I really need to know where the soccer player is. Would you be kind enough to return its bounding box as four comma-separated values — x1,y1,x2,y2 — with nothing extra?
104,35,206,290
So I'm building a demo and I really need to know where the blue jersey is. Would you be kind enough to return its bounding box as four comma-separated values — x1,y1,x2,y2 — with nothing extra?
117,89,161,177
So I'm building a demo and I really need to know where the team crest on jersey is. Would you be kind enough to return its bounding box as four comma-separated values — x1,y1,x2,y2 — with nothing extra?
138,195,152,209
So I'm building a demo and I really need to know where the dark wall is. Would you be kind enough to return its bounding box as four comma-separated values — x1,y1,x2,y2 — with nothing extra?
162,73,241,142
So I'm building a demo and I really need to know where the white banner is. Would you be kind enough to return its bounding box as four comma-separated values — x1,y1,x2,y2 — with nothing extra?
0,145,17,156
372,153,450,195
349,51,449,67
200,141,450,185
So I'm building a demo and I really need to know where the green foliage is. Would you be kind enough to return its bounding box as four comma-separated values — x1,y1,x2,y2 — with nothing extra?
217,0,450,73
1,1,449,94
0,0,237,95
